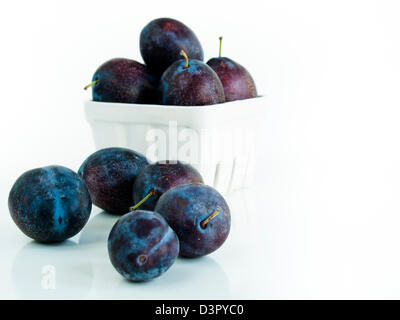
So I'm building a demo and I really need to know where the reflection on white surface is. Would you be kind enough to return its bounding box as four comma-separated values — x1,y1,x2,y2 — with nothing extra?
78,211,230,299
6,177,400,299
78,211,122,297
6,188,266,299
7,175,400,299
79,211,119,246
12,240,94,299
115,256,230,300
7,209,232,299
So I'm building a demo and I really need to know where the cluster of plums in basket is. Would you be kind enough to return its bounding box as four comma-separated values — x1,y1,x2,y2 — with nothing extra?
84,17,257,105
8,148,231,281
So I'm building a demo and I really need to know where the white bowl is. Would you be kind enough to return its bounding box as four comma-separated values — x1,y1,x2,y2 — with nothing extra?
84,96,267,194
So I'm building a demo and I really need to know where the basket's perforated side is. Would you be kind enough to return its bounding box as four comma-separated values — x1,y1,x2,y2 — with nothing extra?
85,98,266,194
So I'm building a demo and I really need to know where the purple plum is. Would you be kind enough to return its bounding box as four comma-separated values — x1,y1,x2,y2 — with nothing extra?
84,58,158,104
108,210,179,281
207,37,257,102
78,147,149,215
132,160,203,211
140,17,204,76
158,50,225,106
155,183,231,258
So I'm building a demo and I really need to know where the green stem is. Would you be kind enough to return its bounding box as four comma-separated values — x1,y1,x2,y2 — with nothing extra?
219,36,223,57
129,189,155,211
200,208,221,229
84,79,99,90
180,50,189,68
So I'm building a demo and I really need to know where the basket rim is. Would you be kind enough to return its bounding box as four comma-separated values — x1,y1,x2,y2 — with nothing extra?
84,95,266,111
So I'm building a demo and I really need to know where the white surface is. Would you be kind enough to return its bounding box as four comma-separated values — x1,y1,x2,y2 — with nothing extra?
1,0,400,299
85,97,266,193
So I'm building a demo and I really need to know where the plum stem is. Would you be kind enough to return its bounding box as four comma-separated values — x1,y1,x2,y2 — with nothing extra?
200,208,221,229
219,36,223,57
84,79,99,90
180,50,189,69
129,189,155,211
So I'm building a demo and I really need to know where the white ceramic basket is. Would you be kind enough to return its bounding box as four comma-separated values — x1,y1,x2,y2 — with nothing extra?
84,96,266,194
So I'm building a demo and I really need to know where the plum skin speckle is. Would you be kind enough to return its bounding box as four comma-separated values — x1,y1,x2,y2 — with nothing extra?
108,210,179,281
78,147,149,215
132,160,203,211
155,183,231,258
8,165,92,243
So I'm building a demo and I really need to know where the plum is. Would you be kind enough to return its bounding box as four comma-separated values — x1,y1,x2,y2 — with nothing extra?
78,147,149,215
155,183,230,258
84,58,158,104
158,50,225,106
108,210,179,281
8,165,92,243
132,160,203,211
140,17,204,76
207,37,257,102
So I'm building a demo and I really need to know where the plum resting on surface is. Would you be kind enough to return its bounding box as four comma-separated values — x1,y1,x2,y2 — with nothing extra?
78,147,149,215
86,58,158,104
140,17,204,76
158,52,225,106
108,210,179,281
155,183,231,258
8,165,92,243
207,37,257,102
132,160,203,211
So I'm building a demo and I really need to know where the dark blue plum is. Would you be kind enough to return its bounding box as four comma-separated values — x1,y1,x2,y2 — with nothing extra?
78,147,149,215
132,160,203,211
155,183,231,258
108,210,179,281
8,165,92,243
86,58,158,104
140,18,204,76
158,56,225,106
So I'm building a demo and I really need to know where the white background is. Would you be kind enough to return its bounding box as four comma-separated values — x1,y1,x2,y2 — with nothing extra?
1,0,400,299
